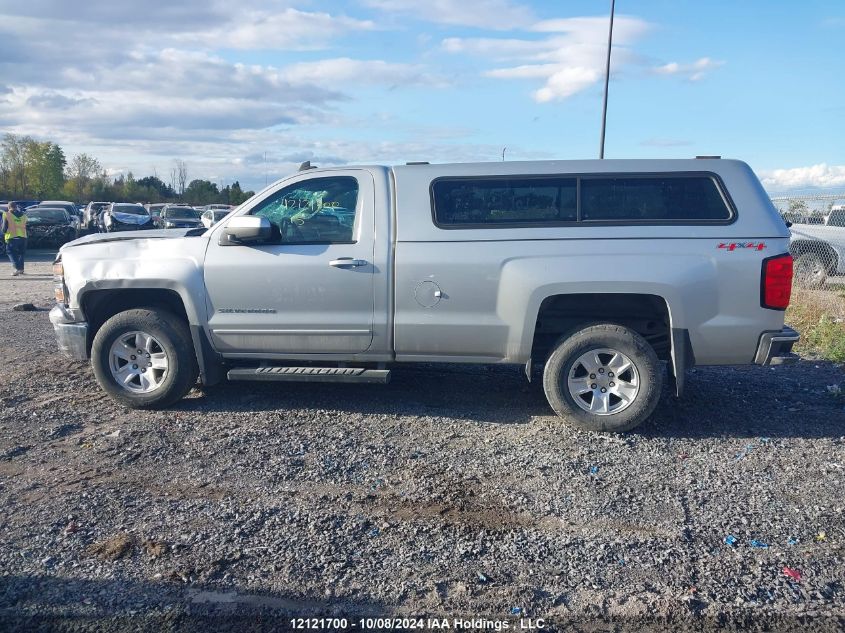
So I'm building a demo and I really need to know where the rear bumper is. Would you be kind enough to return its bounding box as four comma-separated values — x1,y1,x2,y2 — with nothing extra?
754,326,800,365
49,304,89,360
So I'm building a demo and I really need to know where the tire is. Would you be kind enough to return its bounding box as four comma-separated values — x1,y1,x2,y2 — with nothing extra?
793,252,827,288
542,323,661,433
91,308,198,409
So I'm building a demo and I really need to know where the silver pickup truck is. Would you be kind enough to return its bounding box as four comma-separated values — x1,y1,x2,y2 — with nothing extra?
50,158,798,432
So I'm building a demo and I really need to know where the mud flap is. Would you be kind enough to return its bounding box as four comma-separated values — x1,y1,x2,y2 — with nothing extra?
668,329,695,397
190,325,225,386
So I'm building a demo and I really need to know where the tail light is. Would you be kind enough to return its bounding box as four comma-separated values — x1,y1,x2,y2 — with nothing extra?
761,253,793,310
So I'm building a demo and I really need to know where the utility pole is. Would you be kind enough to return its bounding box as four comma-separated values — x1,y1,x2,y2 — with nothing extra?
599,0,616,159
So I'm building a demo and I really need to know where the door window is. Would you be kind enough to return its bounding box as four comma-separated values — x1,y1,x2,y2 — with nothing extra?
251,176,359,243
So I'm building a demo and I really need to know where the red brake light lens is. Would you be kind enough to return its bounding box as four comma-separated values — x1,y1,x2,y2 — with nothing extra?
761,254,793,310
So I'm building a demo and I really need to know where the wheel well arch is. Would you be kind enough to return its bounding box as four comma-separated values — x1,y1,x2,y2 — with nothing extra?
530,293,672,363
81,288,190,352
790,240,839,274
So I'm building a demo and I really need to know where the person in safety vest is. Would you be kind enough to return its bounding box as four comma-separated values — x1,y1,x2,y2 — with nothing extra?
2,201,28,276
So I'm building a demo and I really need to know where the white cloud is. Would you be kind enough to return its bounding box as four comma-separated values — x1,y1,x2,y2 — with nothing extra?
0,2,375,52
444,15,651,102
653,57,724,81
280,58,447,87
760,164,845,190
362,0,534,29
196,8,376,51
442,37,551,60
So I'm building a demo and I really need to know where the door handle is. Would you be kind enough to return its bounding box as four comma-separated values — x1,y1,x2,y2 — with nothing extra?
329,258,368,268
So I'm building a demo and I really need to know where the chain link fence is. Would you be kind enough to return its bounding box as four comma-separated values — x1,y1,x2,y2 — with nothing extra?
769,192,845,290
770,191,845,361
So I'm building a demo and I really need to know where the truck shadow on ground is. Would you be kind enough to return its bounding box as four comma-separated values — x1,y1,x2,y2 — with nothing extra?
0,574,838,633
176,361,845,439
183,364,551,426
0,573,388,633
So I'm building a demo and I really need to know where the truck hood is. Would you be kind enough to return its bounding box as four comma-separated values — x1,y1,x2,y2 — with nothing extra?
61,227,207,249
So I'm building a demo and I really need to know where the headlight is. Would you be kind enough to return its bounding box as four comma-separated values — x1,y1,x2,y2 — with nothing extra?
53,260,66,304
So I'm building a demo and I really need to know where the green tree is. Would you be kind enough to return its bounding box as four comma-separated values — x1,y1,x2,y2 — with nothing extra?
184,179,219,205
787,199,808,217
136,175,175,200
66,153,102,202
124,171,138,201
1,133,30,196
88,171,117,201
25,140,66,198
228,181,255,205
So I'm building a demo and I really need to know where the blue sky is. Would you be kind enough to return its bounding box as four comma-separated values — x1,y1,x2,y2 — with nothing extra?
0,0,842,192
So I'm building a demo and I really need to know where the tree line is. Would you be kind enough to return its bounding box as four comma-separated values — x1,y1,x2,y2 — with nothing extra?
0,133,255,206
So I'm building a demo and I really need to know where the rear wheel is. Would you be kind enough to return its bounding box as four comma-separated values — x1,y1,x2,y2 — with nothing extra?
793,252,827,288
91,308,198,408
543,323,661,433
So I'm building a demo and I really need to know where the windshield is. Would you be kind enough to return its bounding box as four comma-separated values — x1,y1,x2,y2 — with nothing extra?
112,204,148,215
166,207,199,219
28,208,68,222
213,210,230,220
41,202,74,213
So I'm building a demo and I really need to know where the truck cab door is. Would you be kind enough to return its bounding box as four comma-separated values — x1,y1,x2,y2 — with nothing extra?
203,170,375,355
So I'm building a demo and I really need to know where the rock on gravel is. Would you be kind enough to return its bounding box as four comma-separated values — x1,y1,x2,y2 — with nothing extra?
87,533,134,561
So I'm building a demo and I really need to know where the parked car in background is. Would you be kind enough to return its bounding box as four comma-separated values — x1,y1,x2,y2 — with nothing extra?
101,203,154,232
145,203,166,228
200,207,233,228
160,204,201,229
40,200,81,233
824,205,845,227
789,213,845,286
83,202,110,230
23,206,79,246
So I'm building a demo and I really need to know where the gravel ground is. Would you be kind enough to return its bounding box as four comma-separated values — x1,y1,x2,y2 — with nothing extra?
1,253,844,632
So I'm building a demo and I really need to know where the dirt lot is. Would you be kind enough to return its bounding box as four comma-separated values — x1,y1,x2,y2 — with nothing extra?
1,252,844,632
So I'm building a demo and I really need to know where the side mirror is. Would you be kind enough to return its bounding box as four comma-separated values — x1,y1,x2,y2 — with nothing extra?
219,216,272,245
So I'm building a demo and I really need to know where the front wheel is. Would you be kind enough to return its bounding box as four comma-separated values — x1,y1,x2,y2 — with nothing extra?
91,308,198,408
543,323,662,433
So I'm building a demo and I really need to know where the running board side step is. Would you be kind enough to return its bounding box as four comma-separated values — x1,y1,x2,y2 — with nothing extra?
227,366,391,384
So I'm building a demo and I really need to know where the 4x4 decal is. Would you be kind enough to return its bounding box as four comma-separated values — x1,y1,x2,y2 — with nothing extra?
718,242,766,251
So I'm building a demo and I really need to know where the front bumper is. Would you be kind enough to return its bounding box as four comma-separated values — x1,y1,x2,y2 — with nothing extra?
754,326,800,366
27,226,74,243
108,223,150,232
49,304,89,360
